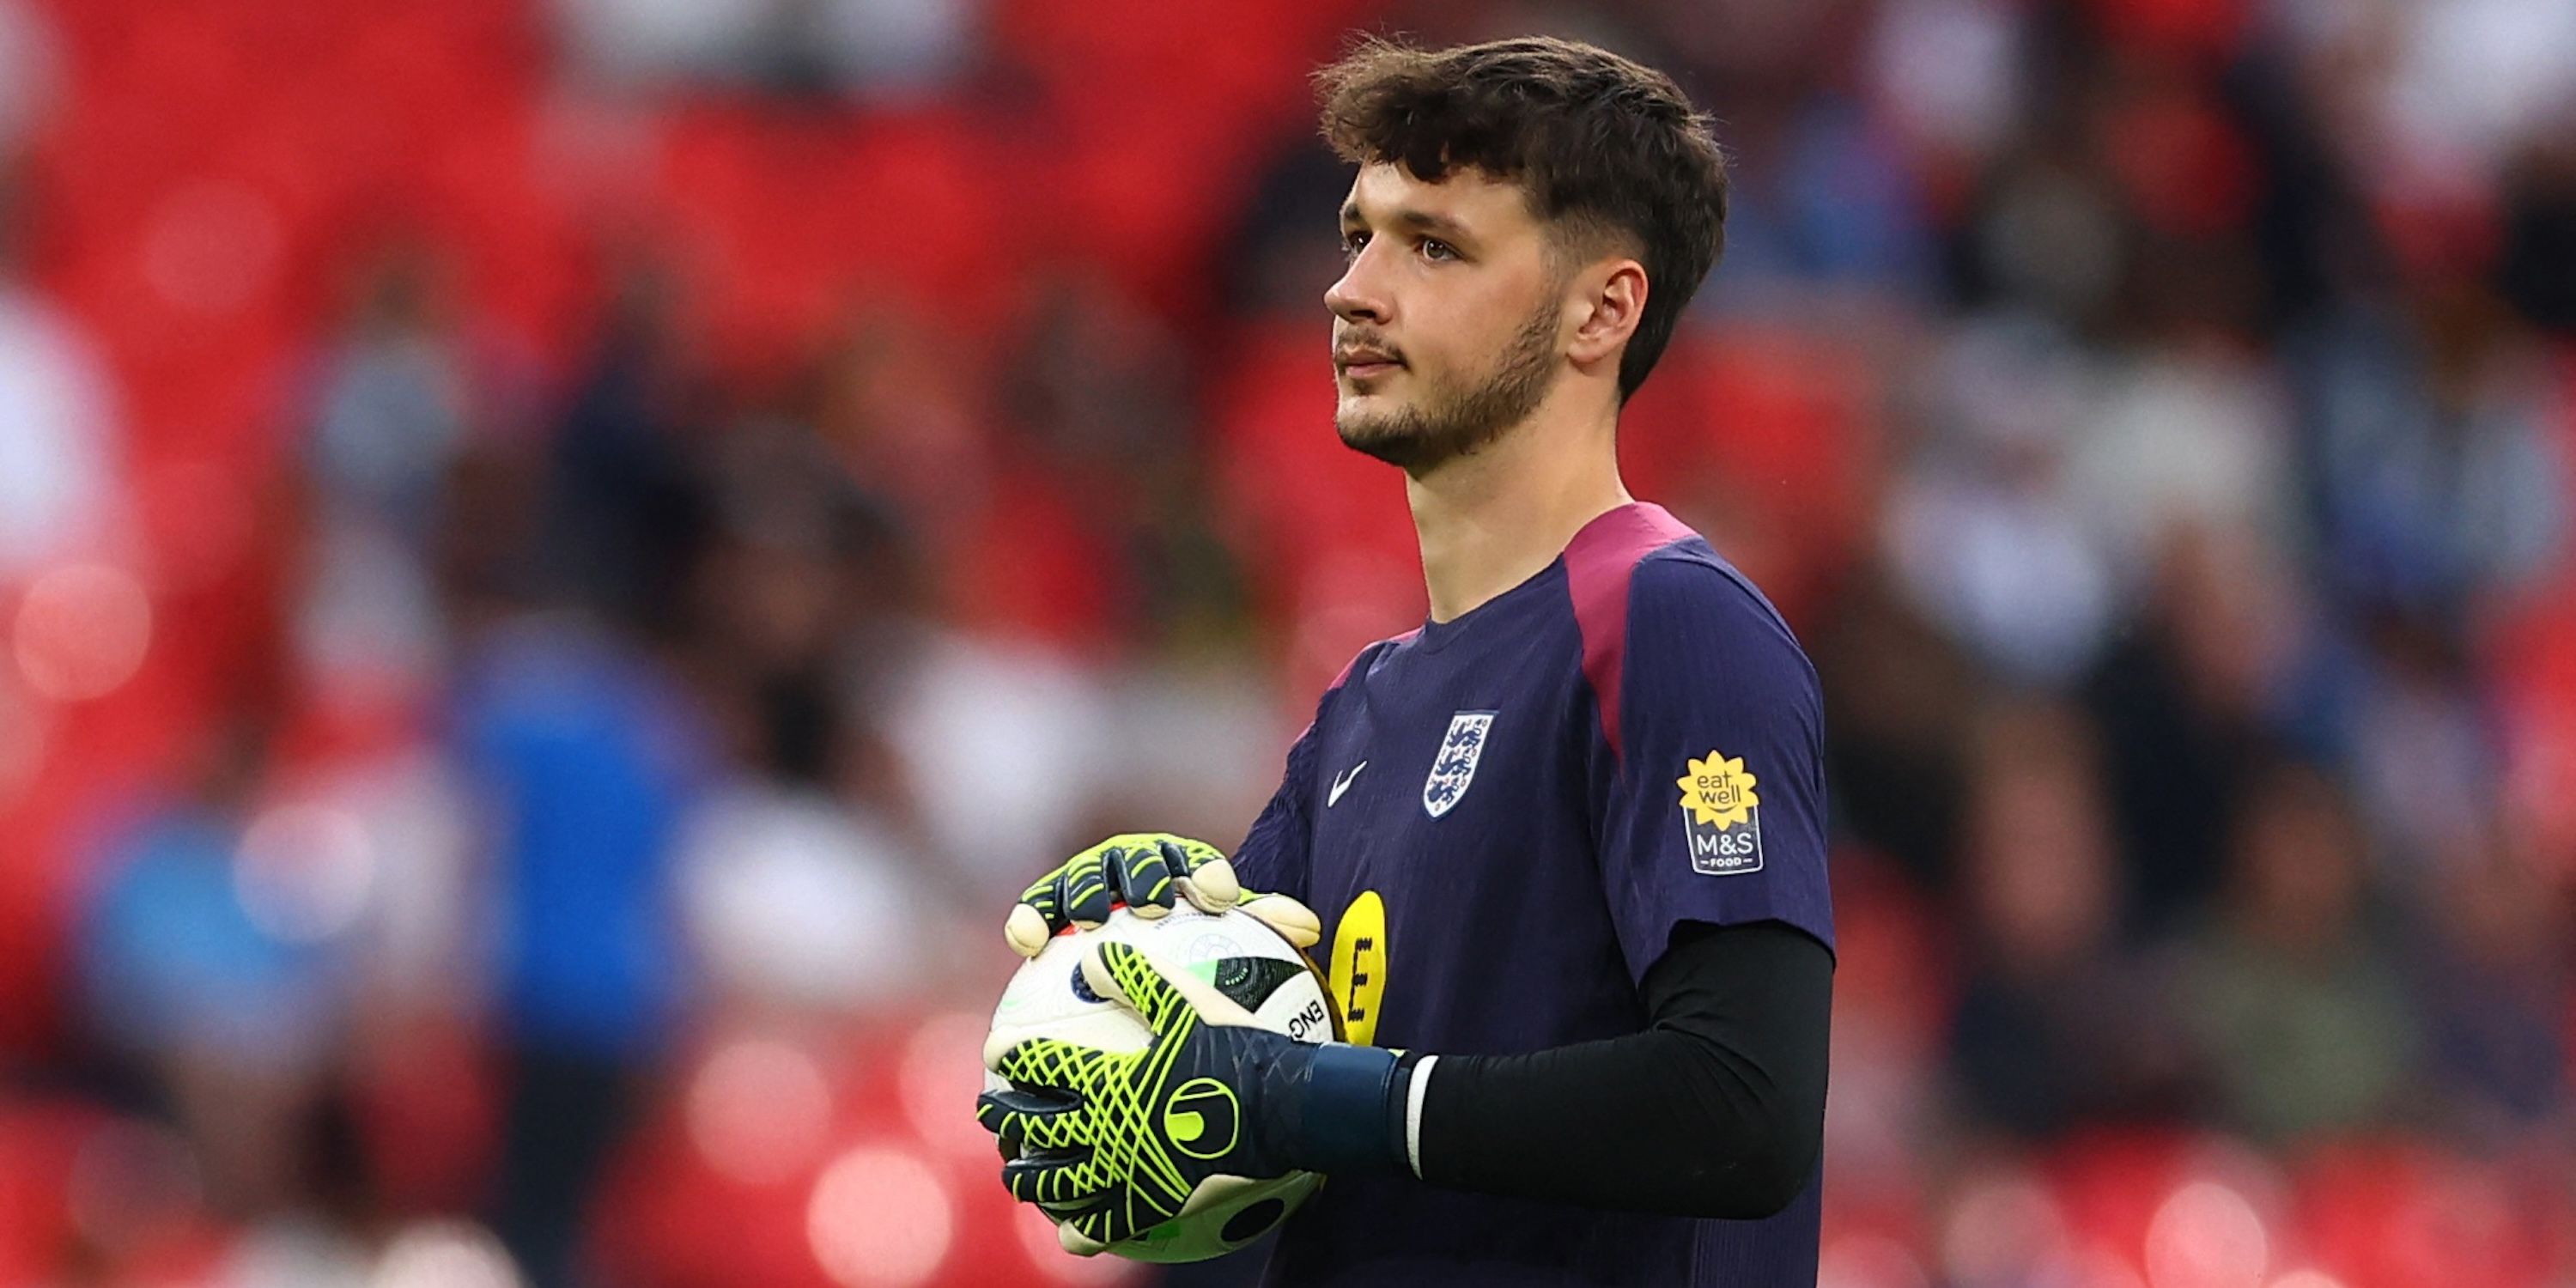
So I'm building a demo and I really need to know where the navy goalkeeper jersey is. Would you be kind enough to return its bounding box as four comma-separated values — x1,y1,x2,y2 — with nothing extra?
1232,501,1832,1287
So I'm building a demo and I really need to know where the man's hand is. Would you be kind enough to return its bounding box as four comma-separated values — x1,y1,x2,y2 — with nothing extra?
978,939,1396,1252
1003,834,1321,957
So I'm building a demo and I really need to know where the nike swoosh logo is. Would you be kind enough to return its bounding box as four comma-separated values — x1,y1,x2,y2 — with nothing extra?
1328,761,1368,807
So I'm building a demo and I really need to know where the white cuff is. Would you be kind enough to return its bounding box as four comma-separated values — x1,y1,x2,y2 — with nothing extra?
1405,1054,1438,1179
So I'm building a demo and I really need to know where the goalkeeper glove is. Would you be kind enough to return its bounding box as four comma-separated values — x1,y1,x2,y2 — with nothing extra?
1003,833,1320,957
976,939,1407,1252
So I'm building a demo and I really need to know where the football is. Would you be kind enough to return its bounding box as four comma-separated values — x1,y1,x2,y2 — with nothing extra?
984,904,1338,1262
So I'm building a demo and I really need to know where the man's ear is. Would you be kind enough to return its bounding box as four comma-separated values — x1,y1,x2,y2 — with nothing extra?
1567,258,1648,369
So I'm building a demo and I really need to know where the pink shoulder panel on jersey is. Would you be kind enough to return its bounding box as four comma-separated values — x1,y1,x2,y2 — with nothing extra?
1564,501,1694,762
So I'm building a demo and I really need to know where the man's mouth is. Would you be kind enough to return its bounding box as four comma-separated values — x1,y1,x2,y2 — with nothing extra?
1336,351,1402,379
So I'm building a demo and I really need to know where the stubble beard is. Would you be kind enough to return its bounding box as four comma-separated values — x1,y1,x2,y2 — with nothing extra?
1335,296,1560,476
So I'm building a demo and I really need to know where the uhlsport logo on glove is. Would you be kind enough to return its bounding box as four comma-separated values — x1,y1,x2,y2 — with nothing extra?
1164,1078,1241,1160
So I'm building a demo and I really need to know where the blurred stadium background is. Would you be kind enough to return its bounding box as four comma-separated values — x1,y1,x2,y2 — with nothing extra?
0,0,2572,1285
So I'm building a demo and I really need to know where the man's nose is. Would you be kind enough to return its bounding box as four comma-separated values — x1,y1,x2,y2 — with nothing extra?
1325,248,1389,325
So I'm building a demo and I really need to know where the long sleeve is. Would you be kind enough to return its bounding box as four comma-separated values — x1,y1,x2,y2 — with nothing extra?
1410,920,1832,1218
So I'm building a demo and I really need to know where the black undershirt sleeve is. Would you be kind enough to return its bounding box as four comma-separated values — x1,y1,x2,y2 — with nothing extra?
1411,919,1833,1219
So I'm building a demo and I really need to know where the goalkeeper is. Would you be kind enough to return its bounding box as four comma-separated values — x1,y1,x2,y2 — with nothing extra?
977,34,1833,1288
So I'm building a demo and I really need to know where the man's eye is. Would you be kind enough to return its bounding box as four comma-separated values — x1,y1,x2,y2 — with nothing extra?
1422,239,1458,261
1341,232,1370,258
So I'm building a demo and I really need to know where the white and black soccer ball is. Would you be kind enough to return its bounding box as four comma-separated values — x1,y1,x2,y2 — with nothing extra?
985,904,1336,1262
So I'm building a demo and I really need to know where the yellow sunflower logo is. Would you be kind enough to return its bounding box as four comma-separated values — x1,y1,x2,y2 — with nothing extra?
1676,752,1759,829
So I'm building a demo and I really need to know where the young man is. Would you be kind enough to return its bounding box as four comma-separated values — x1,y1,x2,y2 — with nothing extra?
978,35,1833,1286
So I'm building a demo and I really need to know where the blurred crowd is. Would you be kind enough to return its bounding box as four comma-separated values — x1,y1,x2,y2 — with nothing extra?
0,0,2572,1285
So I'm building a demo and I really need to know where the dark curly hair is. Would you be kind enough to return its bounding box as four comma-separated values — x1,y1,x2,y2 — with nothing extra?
1315,34,1729,401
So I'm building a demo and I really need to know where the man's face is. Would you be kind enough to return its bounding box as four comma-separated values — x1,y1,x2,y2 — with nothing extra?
1327,163,1567,474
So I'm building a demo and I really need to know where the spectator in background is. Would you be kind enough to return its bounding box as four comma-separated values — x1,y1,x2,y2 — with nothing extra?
0,0,58,154
675,428,947,1016
752,305,1127,891
0,158,126,592
1945,701,2195,1140
1656,0,1936,315
306,246,477,552
295,246,496,733
2084,524,2326,937
674,692,929,1019
446,448,714,1287
2287,260,2569,625
539,261,711,645
0,143,129,889
76,714,348,1222
2497,131,2576,336
1886,318,2121,689
550,0,979,100
1813,569,1978,891
2180,759,2421,1145
2408,835,2571,1148
994,274,1280,846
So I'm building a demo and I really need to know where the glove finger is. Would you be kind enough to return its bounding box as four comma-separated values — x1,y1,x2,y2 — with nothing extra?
1056,1220,1111,1257
1163,835,1225,875
1110,841,1178,916
1170,844,1240,913
1003,1150,1108,1209
993,1038,1099,1098
1003,902,1054,957
1067,1188,1182,1251
1006,870,1068,957
1056,855,1118,938
1015,867,1062,921
1010,1145,1089,1178
1237,890,1322,949
975,1086,1082,1151
1037,1187,1135,1254
1066,1204,1130,1250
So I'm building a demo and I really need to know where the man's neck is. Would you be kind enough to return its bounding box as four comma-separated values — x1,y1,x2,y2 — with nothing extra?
1406,393,1631,623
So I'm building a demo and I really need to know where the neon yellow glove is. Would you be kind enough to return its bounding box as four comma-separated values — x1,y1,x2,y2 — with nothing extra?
979,939,1403,1249
1002,833,1321,957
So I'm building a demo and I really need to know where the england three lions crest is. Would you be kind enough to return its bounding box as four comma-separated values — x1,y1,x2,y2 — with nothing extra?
1422,711,1496,818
